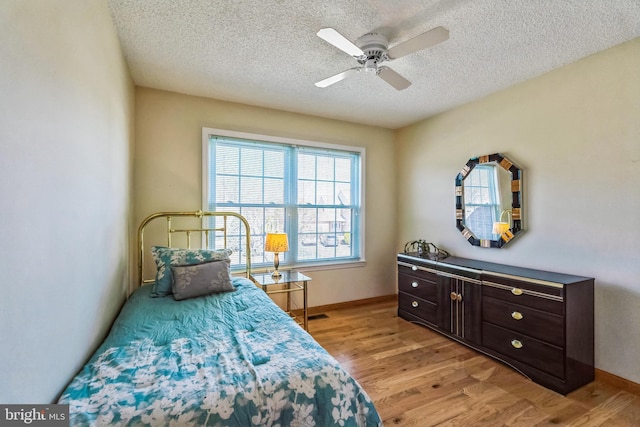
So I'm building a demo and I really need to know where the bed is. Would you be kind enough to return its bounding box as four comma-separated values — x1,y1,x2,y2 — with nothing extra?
58,211,381,426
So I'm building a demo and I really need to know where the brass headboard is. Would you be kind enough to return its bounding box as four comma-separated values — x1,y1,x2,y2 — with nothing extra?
136,210,252,294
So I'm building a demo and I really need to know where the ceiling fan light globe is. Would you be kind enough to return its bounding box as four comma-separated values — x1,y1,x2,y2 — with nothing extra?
363,58,378,73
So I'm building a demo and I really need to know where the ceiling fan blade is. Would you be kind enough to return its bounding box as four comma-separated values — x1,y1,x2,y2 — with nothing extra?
317,28,364,57
315,68,359,88
387,26,449,59
378,66,411,90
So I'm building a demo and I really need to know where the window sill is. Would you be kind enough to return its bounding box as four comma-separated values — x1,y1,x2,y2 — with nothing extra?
293,259,366,272
238,259,366,275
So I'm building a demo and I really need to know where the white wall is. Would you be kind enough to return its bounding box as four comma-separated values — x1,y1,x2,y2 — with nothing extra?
396,38,640,383
0,0,134,402
134,88,397,307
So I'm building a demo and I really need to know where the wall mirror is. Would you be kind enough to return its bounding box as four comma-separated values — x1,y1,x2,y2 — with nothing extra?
455,153,523,248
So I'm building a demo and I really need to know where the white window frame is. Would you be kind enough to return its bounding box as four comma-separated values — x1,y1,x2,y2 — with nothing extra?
202,127,366,270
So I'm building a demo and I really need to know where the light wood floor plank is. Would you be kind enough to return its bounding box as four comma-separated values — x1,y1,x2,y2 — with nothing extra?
309,300,640,426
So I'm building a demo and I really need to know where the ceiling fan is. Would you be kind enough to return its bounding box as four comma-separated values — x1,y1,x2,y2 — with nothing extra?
315,26,449,91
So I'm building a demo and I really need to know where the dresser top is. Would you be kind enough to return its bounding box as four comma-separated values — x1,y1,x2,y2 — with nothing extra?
398,253,594,285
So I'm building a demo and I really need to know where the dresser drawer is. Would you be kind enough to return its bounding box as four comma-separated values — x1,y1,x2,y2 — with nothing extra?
398,273,437,303
398,262,438,282
398,291,437,325
483,296,564,347
482,322,564,379
482,281,564,315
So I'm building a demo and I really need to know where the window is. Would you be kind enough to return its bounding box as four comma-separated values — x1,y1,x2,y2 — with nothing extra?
202,128,364,269
463,164,501,240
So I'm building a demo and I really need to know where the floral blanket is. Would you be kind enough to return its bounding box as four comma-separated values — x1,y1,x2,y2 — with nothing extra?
58,278,381,426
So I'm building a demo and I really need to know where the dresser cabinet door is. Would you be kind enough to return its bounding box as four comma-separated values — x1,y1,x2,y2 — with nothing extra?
440,275,482,344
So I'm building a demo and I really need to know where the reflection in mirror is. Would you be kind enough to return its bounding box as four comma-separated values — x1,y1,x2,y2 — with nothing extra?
455,153,523,248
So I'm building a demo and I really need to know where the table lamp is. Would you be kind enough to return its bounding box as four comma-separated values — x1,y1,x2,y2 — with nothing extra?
492,209,512,237
264,232,289,278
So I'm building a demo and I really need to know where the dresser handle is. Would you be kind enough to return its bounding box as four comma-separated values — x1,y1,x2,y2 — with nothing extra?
411,301,419,308
450,292,463,302
411,281,419,288
511,288,523,296
412,265,418,271
511,339,523,349
511,311,523,320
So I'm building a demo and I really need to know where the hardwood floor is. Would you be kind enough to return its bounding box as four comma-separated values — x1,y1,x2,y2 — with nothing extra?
308,299,640,426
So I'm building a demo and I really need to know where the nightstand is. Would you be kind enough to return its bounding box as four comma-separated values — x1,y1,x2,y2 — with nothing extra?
251,270,311,330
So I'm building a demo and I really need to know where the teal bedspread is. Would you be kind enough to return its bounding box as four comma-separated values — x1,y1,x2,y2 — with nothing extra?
58,278,382,426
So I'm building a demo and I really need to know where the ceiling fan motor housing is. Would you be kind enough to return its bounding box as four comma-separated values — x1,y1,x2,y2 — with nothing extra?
356,33,389,71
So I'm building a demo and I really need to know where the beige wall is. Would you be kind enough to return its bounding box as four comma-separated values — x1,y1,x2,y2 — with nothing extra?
396,38,640,383
4,0,635,400
0,0,134,402
135,88,397,306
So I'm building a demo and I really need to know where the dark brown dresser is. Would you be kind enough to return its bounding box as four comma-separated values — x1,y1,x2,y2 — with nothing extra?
397,253,594,394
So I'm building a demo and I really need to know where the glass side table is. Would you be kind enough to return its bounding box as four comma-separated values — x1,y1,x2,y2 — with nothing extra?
251,270,311,331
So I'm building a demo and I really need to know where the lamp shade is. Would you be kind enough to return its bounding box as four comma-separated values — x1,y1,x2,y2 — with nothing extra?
492,222,510,235
264,233,289,253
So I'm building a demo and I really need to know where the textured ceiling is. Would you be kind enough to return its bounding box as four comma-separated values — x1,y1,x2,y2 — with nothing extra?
108,0,640,129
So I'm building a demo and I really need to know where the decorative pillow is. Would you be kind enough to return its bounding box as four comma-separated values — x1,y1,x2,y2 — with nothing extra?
150,246,232,297
171,259,235,301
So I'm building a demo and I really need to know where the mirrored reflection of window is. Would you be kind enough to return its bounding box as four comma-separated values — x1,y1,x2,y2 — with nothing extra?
463,165,501,240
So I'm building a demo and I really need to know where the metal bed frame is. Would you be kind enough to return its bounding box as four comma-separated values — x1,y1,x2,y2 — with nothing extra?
136,210,252,294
